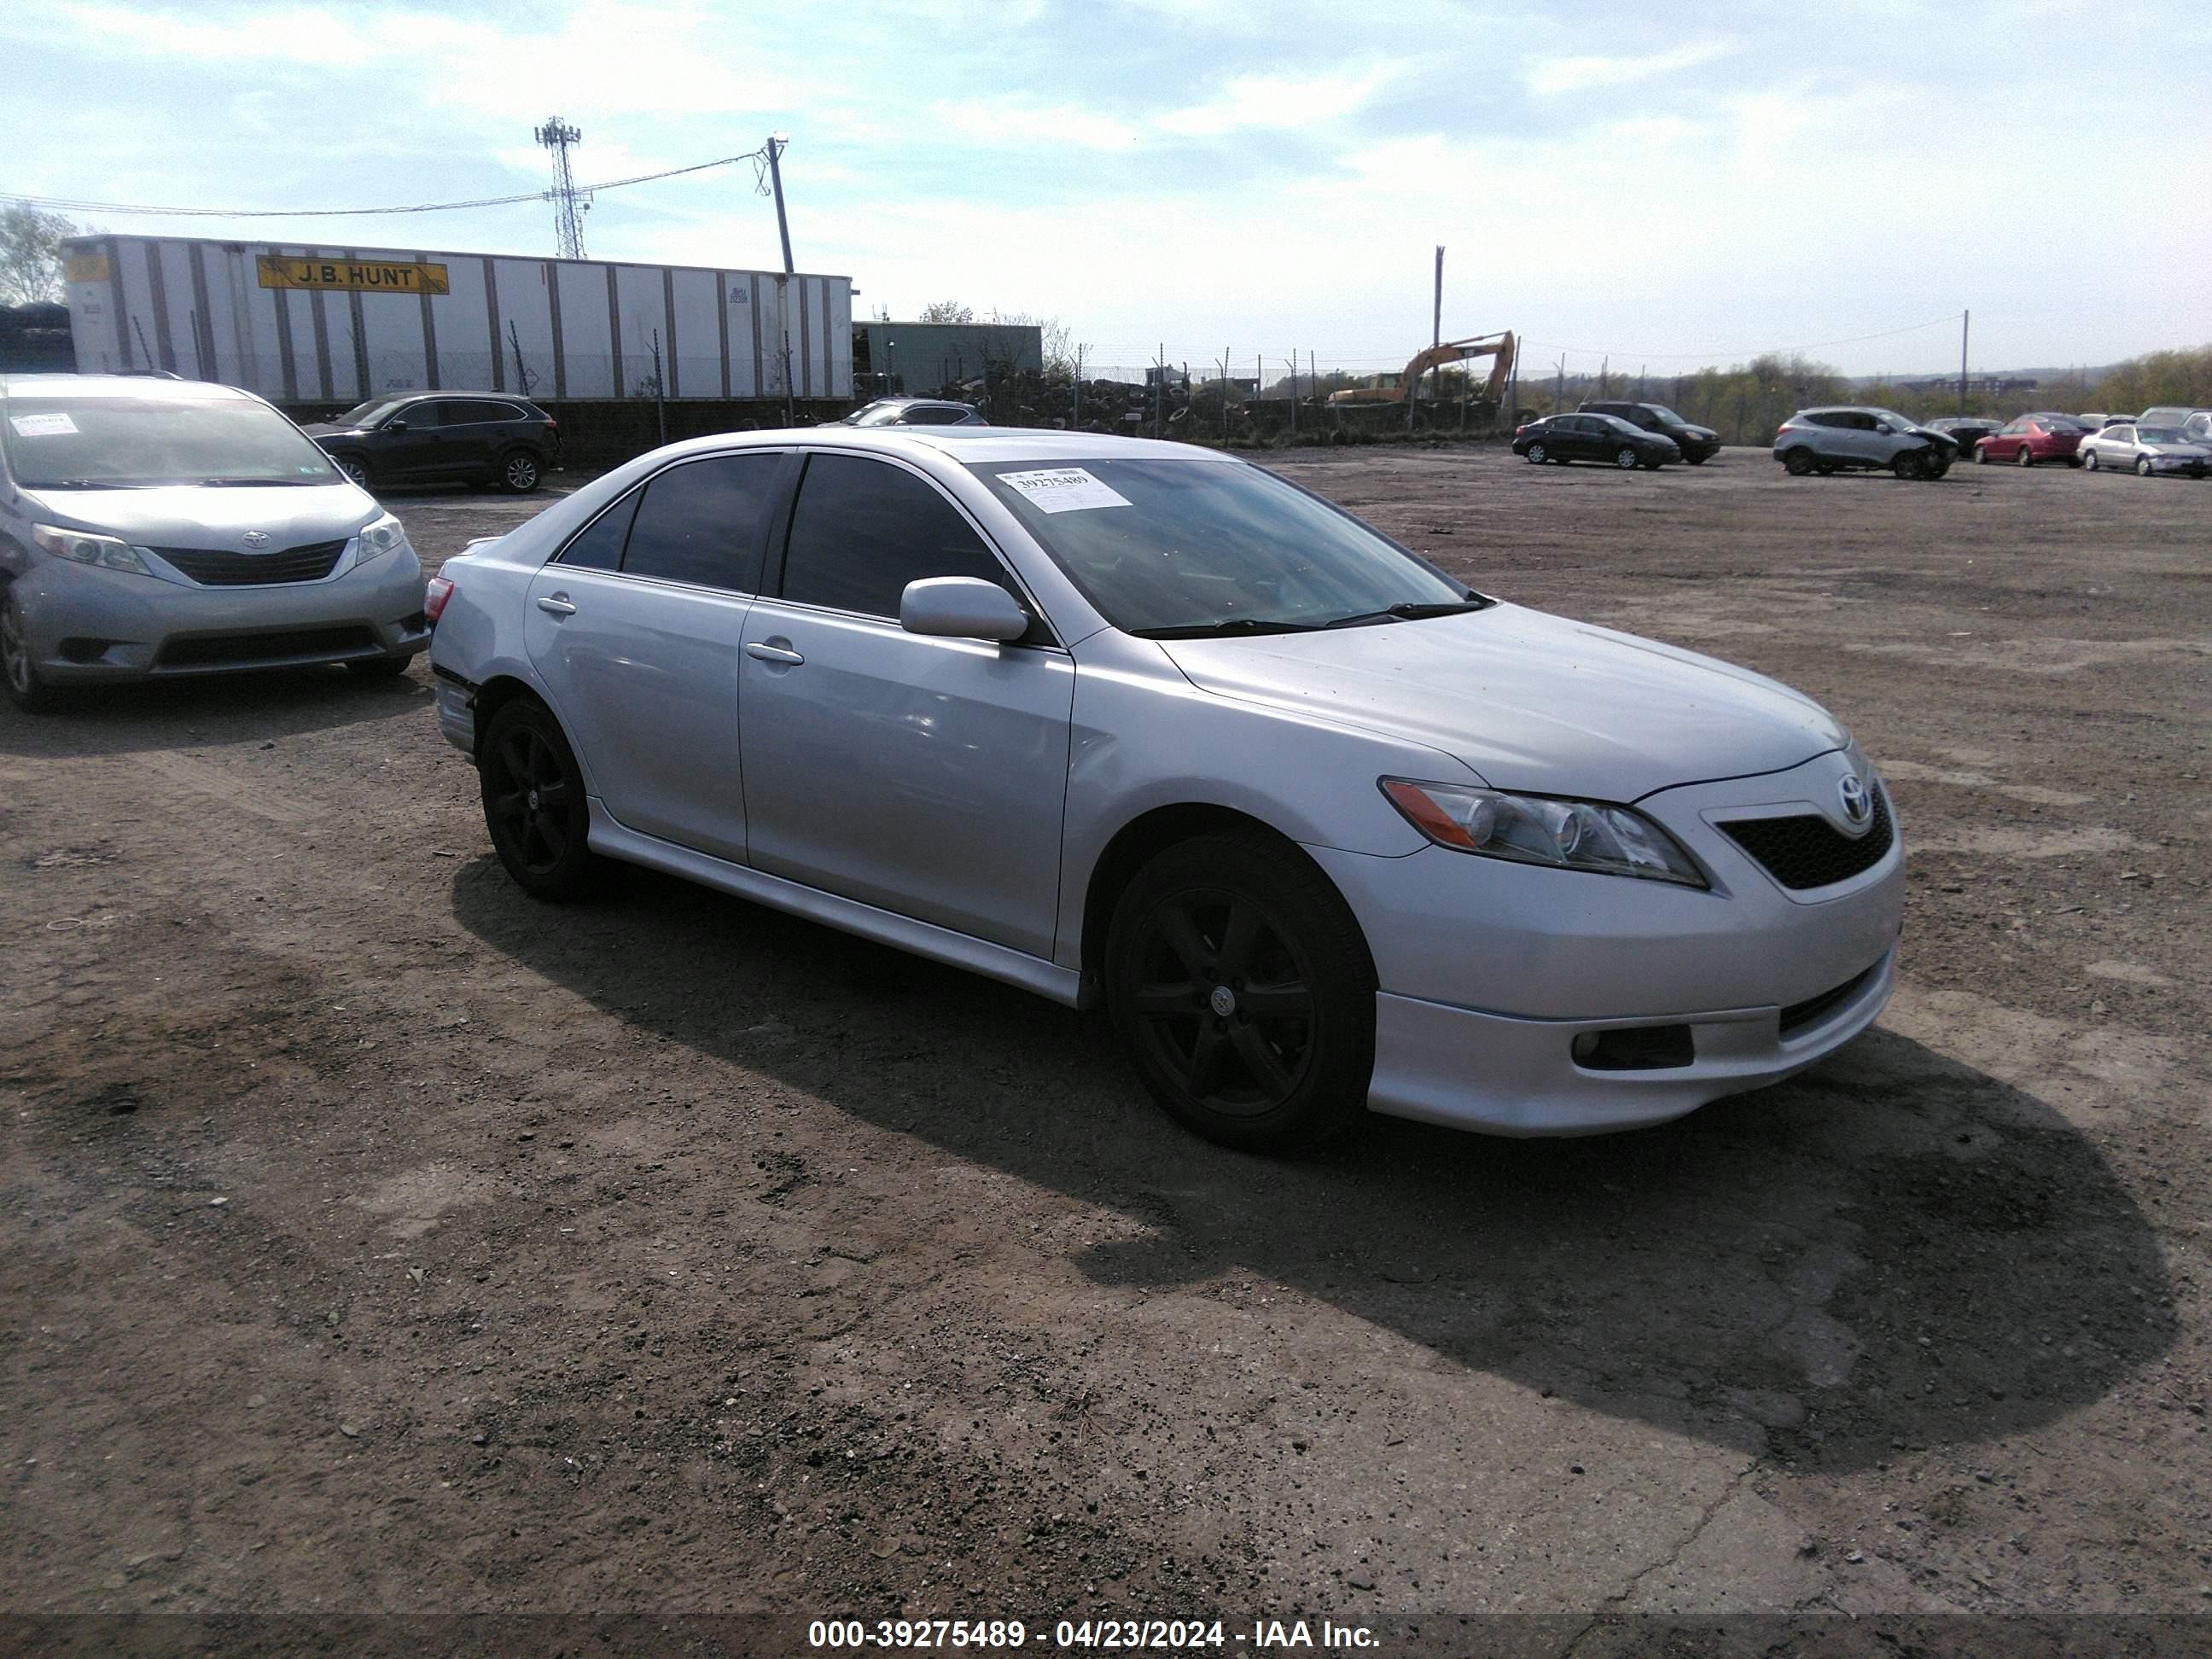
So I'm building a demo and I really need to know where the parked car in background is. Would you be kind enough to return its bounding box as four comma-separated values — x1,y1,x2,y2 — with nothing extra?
2136,406,2210,432
1924,415,2004,452
2076,422,2212,478
1771,407,1956,479
1973,413,2087,467
305,393,561,494
428,428,1900,1150
1513,412,1681,469
2185,412,2212,448
1578,400,1721,463
836,399,987,428
0,374,428,712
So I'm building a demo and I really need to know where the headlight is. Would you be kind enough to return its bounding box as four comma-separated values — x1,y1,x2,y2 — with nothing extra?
31,523,154,577
353,512,410,569
1380,777,1707,887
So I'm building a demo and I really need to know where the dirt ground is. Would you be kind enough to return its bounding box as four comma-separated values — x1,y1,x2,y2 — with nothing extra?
3,447,2208,1650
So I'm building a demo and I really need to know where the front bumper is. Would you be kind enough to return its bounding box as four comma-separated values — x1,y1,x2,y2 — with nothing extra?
10,550,428,681
1309,748,1906,1134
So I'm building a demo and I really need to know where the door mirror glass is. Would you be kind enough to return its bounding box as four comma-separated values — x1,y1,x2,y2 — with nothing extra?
899,576,1028,642
382,418,408,432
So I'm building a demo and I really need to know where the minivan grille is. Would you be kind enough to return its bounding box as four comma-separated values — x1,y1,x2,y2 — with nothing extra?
1721,789,1894,890
156,626,377,669
154,538,349,586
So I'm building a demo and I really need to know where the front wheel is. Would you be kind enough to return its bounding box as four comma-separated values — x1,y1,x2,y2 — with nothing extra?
479,698,601,899
2135,456,2155,477
1783,448,1817,476
499,448,543,494
1,589,60,713
1615,445,1640,470
1892,451,1928,480
1974,443,1990,464
1104,833,1377,1153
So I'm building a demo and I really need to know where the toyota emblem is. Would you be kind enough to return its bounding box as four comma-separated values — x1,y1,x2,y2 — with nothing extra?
241,530,271,548
1838,774,1872,827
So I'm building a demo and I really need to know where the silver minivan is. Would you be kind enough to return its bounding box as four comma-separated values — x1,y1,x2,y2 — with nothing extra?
0,375,428,711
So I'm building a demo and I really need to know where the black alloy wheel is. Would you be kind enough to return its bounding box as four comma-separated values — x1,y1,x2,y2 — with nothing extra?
1105,834,1376,1152
1783,448,1817,476
480,699,599,898
1892,450,1928,481
334,453,372,490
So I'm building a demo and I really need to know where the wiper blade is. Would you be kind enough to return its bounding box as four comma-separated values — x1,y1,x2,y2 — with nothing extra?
1322,598,1488,629
1128,618,1323,639
32,478,139,489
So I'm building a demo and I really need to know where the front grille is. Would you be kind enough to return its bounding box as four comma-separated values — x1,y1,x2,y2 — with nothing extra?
154,538,348,586
1779,961,1883,1034
156,625,377,669
1720,788,1893,890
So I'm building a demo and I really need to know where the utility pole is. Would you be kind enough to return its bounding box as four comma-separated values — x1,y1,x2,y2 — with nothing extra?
1959,309,1970,415
1155,342,1166,439
1289,352,1299,439
1554,355,1566,416
1430,244,1445,407
765,132,797,426
534,117,588,259
650,329,667,443
1072,346,1081,428
1221,349,1231,439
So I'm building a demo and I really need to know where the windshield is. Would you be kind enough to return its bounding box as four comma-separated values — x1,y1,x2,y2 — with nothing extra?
851,405,908,427
2138,428,2186,445
1646,405,1687,424
334,398,406,428
1873,410,1917,430
3,395,341,488
968,457,1476,635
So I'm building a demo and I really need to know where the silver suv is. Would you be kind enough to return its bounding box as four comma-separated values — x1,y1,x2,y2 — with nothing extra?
1773,406,1958,480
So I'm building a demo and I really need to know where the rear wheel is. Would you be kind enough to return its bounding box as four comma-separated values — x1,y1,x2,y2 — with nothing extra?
2016,444,2034,468
499,448,543,494
1614,445,1640,469
1974,442,1990,464
1,589,60,713
1525,441,1547,464
1104,833,1376,1153
479,697,601,899
1783,447,1817,476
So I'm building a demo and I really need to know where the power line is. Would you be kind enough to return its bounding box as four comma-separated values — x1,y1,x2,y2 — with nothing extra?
5,148,770,221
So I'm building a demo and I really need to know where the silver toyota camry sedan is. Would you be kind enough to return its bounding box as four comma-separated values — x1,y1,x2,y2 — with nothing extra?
428,428,1902,1150
0,375,428,711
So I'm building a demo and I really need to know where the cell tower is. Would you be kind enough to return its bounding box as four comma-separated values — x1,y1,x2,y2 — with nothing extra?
534,116,587,259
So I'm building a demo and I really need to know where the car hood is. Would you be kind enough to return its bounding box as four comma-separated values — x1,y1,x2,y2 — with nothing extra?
1154,602,1845,800
20,481,378,547
300,422,367,439
1669,423,1719,441
2143,440,2211,457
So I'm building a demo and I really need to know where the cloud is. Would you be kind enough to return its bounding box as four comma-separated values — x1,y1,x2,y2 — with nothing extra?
932,100,1141,151
1158,66,1399,135
1525,40,1738,96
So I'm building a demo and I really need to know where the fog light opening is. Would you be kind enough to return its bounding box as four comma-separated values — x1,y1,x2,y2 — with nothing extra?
1571,1024,1695,1072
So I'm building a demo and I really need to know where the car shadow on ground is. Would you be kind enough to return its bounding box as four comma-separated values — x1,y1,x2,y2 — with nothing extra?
0,665,432,759
451,858,2178,1474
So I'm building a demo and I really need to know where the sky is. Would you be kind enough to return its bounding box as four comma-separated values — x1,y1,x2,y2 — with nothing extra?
5,0,2206,381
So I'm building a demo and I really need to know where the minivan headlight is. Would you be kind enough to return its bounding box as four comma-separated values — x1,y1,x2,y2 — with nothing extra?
353,512,410,569
32,523,154,577
1380,777,1707,887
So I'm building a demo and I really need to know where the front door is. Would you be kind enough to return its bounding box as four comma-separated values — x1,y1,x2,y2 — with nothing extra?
738,451,1074,959
523,449,789,864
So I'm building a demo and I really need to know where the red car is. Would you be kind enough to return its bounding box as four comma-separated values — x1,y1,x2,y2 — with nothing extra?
1975,413,2088,468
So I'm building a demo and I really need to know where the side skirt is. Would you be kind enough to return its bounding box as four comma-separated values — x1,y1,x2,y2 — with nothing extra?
585,800,1085,1010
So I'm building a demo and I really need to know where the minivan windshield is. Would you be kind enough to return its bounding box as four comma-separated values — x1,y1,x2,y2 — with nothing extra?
969,457,1479,636
3,395,341,488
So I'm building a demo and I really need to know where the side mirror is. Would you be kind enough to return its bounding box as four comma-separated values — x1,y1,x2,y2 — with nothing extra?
899,576,1028,643
383,418,408,433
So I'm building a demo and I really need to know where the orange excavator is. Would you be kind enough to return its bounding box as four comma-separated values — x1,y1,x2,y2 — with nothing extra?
1327,330,1516,406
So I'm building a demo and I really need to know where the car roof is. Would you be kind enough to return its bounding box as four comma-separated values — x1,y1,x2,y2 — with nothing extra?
0,372,261,403
616,425,1237,469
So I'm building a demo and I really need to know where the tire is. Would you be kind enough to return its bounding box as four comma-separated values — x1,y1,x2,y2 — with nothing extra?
346,654,413,682
499,448,543,494
1103,832,1376,1154
1614,446,1640,470
479,697,601,899
1974,443,1990,464
2082,450,2099,472
1525,442,1547,464
1892,451,1928,481
2135,456,2154,477
0,588,60,713
1816,463,1838,475
332,452,373,490
1783,447,1817,476
2016,444,2033,468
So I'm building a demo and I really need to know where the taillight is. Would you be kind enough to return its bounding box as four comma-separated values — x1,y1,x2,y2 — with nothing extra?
424,575,455,626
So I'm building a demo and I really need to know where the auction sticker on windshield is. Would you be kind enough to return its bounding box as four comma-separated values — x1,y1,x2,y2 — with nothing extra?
997,468,1131,514
9,413,79,438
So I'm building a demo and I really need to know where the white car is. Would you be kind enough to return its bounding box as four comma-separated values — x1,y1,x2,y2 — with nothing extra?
427,428,1902,1150
2077,422,2211,478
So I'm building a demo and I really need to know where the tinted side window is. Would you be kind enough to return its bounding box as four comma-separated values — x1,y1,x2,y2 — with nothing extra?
445,400,505,426
400,401,443,428
555,486,641,570
780,453,1010,619
620,452,783,591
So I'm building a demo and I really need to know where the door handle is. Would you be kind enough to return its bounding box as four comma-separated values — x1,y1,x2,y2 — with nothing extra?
744,641,805,666
536,594,577,617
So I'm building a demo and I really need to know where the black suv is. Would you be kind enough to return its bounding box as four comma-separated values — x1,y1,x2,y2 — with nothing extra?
305,393,561,493
1578,400,1721,464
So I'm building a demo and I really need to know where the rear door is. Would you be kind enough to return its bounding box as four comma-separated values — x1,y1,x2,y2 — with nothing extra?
736,450,1074,958
525,449,791,864
443,399,515,477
